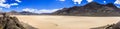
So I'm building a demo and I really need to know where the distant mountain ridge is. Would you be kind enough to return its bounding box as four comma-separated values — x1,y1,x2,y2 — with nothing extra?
1,2,120,16
0,10,52,15
0,11,40,15
52,2,120,16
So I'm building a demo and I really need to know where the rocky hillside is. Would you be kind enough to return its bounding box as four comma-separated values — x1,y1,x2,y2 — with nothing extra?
91,21,120,29
0,13,37,29
53,2,120,16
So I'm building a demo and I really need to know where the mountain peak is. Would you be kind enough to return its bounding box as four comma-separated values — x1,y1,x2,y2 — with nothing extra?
105,3,117,7
85,2,116,7
87,2,100,5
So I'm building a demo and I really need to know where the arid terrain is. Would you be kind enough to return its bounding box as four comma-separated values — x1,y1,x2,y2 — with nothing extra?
14,15,120,29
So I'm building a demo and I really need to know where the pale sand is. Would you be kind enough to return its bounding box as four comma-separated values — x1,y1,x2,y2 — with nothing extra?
14,15,120,29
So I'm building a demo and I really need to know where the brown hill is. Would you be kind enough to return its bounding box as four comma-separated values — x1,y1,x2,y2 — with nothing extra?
53,2,120,16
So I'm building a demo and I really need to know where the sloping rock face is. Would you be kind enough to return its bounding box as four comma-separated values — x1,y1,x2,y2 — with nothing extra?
0,13,37,29
91,21,120,29
53,2,120,16
90,24,114,29
110,21,120,29
0,13,25,29
21,22,38,29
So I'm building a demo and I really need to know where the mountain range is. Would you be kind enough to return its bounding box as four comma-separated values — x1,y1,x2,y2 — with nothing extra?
1,2,120,16
52,2,120,16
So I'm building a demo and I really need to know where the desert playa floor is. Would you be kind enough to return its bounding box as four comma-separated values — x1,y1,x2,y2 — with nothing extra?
15,15,120,29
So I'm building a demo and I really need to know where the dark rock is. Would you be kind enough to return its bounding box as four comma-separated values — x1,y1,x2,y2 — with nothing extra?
111,21,120,29
90,21,120,29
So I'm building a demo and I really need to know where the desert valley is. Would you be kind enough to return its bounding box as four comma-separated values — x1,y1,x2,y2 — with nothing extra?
14,15,120,29
0,0,120,29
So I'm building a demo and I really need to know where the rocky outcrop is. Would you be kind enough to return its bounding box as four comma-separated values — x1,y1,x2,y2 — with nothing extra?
91,21,120,29
21,22,38,29
53,2,120,16
90,24,114,29
0,13,25,29
110,21,120,29
0,13,37,29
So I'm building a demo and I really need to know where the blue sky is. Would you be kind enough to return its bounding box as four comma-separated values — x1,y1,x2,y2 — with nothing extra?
0,0,120,13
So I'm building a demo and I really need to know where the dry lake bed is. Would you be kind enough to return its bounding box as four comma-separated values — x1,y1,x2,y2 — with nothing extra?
14,15,120,29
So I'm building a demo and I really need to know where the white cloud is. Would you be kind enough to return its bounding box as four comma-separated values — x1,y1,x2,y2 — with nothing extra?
0,0,5,3
114,0,120,4
72,0,82,4
72,0,93,4
0,3,10,8
22,8,36,12
10,3,19,5
103,1,106,3
0,8,3,12
59,0,65,1
38,9,60,13
86,0,93,2
15,0,21,2
117,6,120,8
0,0,21,8
0,0,10,8
22,8,61,14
